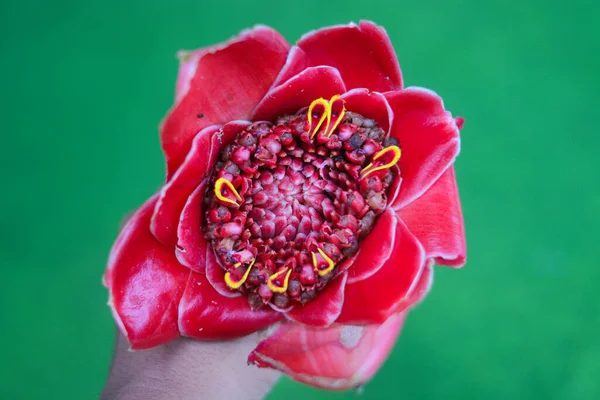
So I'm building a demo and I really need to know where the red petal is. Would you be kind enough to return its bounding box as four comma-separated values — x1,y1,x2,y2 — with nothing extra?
178,271,282,339
251,66,346,121
106,195,189,350
249,312,406,390
174,49,203,103
286,272,348,327
407,259,434,306
385,258,434,316
270,46,308,88
341,89,393,134
175,181,208,273
347,208,396,283
385,87,461,208
337,216,426,324
205,248,242,298
161,26,290,178
297,21,402,92
152,121,250,248
397,167,466,267
151,125,221,248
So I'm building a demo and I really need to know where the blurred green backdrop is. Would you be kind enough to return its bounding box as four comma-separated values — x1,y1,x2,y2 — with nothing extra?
1,0,598,398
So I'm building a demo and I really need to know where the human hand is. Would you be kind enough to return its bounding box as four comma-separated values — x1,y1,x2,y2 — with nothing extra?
101,332,280,400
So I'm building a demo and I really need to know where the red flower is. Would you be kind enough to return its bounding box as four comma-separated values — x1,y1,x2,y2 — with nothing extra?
104,21,466,390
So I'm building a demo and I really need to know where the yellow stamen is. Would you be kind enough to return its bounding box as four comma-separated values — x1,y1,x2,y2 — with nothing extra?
308,98,330,139
267,268,292,293
224,258,255,289
312,247,336,276
214,177,243,207
323,95,346,137
360,145,402,179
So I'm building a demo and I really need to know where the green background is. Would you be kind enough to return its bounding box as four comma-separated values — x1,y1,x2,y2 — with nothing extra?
1,0,598,398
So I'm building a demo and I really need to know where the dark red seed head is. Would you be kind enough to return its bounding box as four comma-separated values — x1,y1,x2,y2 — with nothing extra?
204,101,399,308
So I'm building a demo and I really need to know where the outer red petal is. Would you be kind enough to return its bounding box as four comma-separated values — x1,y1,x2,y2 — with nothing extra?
178,271,282,339
251,66,346,121
397,167,466,267
385,87,461,208
297,21,402,92
175,181,209,273
106,195,189,350
337,216,426,324
248,313,406,390
151,121,250,249
341,89,393,134
347,208,396,284
286,272,348,327
161,26,290,178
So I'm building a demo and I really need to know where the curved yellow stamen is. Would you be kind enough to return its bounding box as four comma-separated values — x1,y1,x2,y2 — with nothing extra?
308,98,330,139
267,268,292,293
360,145,402,179
224,258,255,289
215,177,243,206
324,95,346,137
312,247,336,276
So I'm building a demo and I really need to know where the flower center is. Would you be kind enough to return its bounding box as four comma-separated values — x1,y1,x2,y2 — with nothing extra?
204,96,401,310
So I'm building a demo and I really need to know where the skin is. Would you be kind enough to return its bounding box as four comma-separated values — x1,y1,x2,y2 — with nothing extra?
101,332,280,400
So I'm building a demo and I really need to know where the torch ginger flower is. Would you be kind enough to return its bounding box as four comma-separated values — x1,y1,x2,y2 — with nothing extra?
104,20,466,390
